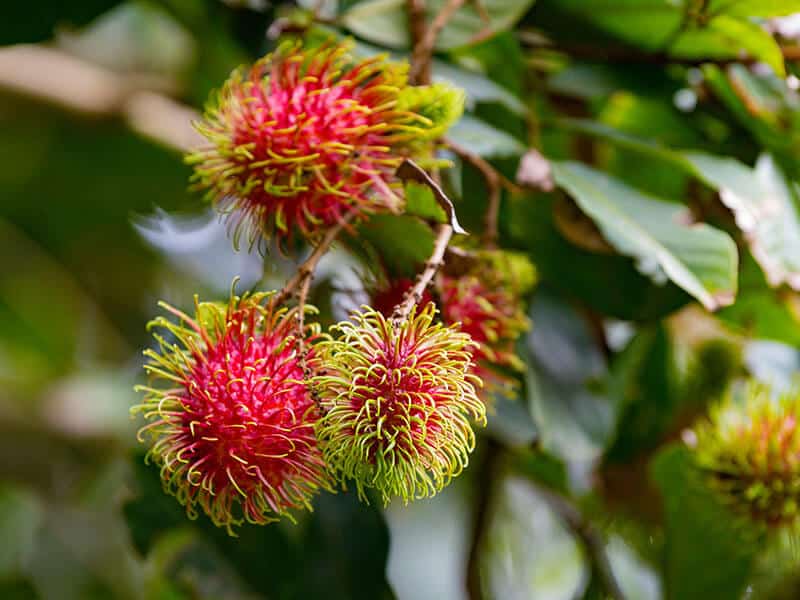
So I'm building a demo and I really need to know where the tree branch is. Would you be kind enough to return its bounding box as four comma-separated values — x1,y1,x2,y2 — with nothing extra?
272,212,355,309
444,138,505,246
536,486,627,600
466,439,501,600
409,0,466,84
392,222,452,323
406,0,429,84
520,36,800,67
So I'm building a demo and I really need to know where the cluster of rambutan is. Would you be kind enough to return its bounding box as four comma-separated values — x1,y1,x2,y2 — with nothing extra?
133,39,502,533
371,248,536,400
134,292,484,532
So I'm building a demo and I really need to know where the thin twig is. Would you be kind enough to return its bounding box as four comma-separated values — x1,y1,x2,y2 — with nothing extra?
444,138,504,246
466,439,501,600
409,0,466,83
392,223,452,324
406,0,429,84
536,486,627,600
272,212,355,309
295,272,316,402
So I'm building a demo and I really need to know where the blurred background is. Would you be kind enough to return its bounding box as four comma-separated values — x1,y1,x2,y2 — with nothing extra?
6,1,800,599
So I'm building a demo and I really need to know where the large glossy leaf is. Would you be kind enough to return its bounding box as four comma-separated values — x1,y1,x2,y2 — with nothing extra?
508,193,692,321
552,162,738,311
342,0,536,50
552,120,800,297
685,152,800,290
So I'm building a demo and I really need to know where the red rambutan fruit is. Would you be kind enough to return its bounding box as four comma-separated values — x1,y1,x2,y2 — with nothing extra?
437,273,529,382
188,39,449,246
132,291,330,533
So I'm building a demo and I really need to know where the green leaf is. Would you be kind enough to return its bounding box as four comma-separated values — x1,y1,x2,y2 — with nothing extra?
404,181,448,223
552,161,739,311
543,0,681,52
0,485,43,578
342,0,536,50
672,15,785,77
685,152,800,290
552,121,800,293
355,214,435,277
508,194,691,321
603,324,679,464
433,60,526,116
709,0,800,17
526,290,615,466
448,114,525,157
651,445,758,600
544,0,786,75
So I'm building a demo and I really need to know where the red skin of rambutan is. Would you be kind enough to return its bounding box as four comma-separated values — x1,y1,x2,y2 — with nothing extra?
437,274,525,370
190,41,422,244
135,296,328,532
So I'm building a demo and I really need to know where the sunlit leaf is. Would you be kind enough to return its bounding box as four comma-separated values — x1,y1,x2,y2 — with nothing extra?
552,161,738,311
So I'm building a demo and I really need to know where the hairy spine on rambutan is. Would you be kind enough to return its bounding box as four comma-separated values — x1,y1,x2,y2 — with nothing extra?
132,291,330,533
312,303,485,504
187,39,462,246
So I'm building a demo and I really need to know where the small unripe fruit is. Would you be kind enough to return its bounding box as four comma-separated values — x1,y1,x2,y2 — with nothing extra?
688,382,800,531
